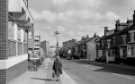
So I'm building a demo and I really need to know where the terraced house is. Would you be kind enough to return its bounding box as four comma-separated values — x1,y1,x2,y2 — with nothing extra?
96,11,135,64
0,0,34,83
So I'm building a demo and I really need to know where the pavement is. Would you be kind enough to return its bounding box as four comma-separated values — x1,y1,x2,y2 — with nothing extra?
8,58,78,84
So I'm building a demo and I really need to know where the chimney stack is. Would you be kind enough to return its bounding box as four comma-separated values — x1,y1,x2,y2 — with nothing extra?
104,26,108,36
115,19,120,30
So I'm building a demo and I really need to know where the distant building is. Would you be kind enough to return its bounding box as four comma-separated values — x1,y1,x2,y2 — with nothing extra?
33,35,41,58
40,40,50,57
28,29,34,51
62,39,77,58
78,35,89,59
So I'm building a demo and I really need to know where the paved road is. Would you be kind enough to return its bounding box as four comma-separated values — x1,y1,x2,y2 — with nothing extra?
62,59,135,84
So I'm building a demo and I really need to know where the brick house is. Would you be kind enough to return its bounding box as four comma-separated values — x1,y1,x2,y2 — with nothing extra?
96,11,135,64
0,0,34,83
103,27,116,63
115,20,133,63
96,36,105,62
126,11,135,64
99,21,133,63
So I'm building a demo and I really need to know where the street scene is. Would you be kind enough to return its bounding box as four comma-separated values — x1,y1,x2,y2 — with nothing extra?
0,0,135,84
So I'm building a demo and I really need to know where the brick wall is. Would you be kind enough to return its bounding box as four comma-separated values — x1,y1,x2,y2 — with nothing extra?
0,0,8,84
0,70,7,84
0,0,8,59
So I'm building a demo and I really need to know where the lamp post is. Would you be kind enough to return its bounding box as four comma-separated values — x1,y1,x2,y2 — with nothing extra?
106,39,111,64
54,30,60,56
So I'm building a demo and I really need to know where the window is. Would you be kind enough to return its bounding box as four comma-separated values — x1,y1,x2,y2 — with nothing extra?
131,46,134,56
122,35,126,44
134,32,135,41
128,32,134,42
128,33,131,42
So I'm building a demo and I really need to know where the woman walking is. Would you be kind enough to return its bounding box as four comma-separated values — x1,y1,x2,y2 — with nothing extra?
52,56,63,81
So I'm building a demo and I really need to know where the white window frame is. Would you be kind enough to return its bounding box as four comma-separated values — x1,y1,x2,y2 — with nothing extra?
129,30,135,42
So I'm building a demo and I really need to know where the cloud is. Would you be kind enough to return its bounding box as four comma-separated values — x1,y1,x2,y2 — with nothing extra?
105,11,120,21
31,9,120,25
52,0,71,5
57,12,75,23
30,0,130,45
57,10,120,25
77,0,102,8
52,0,102,9
41,11,56,22
57,26,66,32
30,9,40,20
31,9,56,23
56,9,103,24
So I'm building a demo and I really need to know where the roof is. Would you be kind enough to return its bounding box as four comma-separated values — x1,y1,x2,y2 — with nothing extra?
128,24,135,31
118,24,134,35
87,35,100,42
106,29,114,36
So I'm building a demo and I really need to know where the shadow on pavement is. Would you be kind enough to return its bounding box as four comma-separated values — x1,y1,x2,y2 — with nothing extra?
70,59,135,76
31,77,55,81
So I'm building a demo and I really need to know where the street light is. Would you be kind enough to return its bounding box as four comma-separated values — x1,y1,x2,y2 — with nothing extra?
54,30,60,56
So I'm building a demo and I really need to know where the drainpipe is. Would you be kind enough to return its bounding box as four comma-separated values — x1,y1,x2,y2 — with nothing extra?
26,29,29,61
115,20,120,63
104,26,109,63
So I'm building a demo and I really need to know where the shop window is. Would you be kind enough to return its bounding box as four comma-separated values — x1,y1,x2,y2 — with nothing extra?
8,22,17,57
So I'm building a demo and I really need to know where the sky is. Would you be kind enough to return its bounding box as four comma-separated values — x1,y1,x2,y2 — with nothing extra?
29,0,135,46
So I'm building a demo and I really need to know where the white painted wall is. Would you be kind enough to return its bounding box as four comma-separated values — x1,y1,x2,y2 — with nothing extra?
8,0,22,12
8,22,18,40
87,40,96,61
14,23,18,40
20,29,24,42
0,54,28,69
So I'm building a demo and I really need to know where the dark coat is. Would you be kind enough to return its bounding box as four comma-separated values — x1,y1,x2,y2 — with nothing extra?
53,58,62,76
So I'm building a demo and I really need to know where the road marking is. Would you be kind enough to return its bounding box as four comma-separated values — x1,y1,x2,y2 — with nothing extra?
84,65,103,70
61,71,78,84
112,73,134,80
